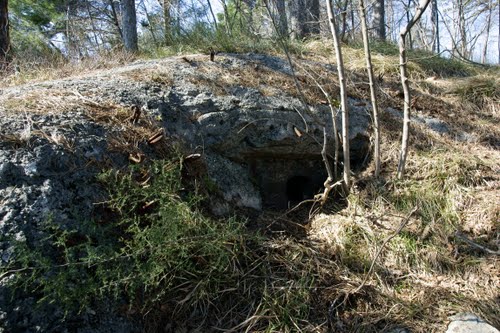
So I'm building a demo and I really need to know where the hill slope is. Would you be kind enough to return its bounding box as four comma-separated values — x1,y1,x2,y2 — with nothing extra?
0,49,498,332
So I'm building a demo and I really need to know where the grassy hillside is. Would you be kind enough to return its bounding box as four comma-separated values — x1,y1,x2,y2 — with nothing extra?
0,41,498,332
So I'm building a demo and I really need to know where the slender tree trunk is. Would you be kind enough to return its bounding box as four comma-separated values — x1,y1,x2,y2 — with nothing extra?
142,1,159,46
359,0,381,178
290,0,304,39
275,0,288,38
207,0,218,30
121,0,138,52
242,0,256,35
109,0,123,39
458,0,468,59
351,0,355,39
340,0,349,42
85,0,102,52
397,0,431,179
0,0,10,69
325,0,350,190
163,0,172,45
431,0,439,53
406,0,413,49
373,0,386,40
482,0,492,63
221,0,231,35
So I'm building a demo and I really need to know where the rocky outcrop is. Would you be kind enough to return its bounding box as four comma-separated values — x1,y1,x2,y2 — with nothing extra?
0,53,371,331
446,313,499,333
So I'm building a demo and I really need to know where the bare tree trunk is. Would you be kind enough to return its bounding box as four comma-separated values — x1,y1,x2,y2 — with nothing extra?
291,0,320,39
431,0,439,53
207,0,218,30
163,0,172,45
275,0,288,38
220,0,232,35
109,0,123,39
482,0,492,63
373,0,386,40
325,0,350,190
85,0,102,52
242,0,256,35
340,0,349,42
142,1,159,46
406,0,413,49
359,0,381,178
397,0,431,179
351,0,356,39
121,0,138,52
0,0,10,69
458,0,468,59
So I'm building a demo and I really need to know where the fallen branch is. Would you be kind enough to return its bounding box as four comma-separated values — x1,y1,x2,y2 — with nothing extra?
455,231,500,255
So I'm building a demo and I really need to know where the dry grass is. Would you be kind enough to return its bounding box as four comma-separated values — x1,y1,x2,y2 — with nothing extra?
0,89,92,114
1,43,498,332
191,58,338,104
0,50,136,88
307,147,499,332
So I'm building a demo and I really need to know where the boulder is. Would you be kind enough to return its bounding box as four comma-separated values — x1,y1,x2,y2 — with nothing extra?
446,313,499,333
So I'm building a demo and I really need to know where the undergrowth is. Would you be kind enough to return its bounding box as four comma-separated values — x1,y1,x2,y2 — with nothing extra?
3,158,253,327
1,29,498,333
1,157,334,332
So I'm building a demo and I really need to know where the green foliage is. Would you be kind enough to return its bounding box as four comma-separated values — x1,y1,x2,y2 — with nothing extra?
10,0,65,28
140,23,278,58
3,159,251,319
216,0,254,38
8,0,65,61
1,155,328,330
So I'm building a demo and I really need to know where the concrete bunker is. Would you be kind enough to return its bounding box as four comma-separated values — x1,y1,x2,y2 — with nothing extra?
247,156,328,210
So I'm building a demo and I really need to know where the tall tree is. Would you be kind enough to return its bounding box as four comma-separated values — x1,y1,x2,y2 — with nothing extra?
325,0,350,190
359,0,381,177
373,0,386,40
290,0,320,39
121,0,138,52
275,0,288,38
481,0,493,63
109,0,123,38
406,0,414,49
397,0,431,179
430,0,439,53
163,0,172,45
457,0,468,59
0,0,9,68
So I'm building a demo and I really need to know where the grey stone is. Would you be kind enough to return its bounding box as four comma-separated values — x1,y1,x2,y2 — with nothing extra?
0,53,373,332
386,329,411,333
386,107,450,135
446,313,499,333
